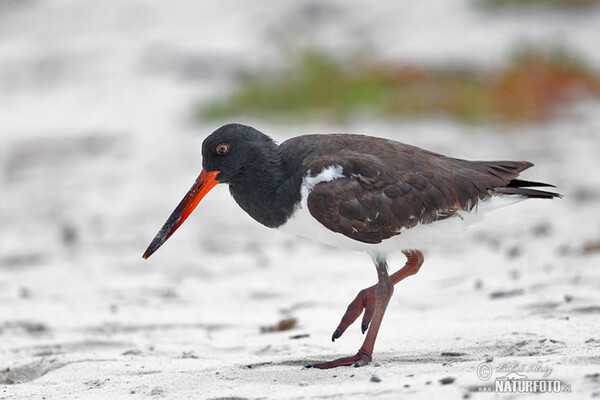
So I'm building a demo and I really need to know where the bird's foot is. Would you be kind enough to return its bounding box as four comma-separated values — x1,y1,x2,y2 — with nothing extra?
331,249,423,342
331,285,377,342
306,349,372,369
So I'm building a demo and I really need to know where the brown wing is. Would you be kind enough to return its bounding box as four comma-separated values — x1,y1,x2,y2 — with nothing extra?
299,135,533,244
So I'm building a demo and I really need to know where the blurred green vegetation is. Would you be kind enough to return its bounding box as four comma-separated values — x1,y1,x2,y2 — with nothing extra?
200,47,600,124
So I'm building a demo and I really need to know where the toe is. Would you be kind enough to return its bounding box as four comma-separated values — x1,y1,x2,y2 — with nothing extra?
331,329,342,342
360,300,375,333
334,286,376,340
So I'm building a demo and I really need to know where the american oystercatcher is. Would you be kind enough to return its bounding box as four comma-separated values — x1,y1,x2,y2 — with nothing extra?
143,123,560,369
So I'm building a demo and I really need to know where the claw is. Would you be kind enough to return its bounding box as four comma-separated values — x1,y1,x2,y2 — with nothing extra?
354,358,369,367
332,329,342,342
361,323,368,334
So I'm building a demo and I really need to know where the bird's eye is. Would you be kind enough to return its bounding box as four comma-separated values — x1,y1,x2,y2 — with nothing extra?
216,143,230,155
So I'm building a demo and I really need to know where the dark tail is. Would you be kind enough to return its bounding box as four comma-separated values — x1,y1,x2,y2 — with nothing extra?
457,159,562,200
494,179,562,199
472,160,562,199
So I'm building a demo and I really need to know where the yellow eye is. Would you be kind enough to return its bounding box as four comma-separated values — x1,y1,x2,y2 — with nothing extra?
216,143,230,155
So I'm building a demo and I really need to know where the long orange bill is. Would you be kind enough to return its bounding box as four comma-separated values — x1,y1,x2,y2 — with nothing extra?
142,169,220,259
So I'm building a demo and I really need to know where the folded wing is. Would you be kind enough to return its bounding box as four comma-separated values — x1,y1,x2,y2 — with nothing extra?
298,136,558,244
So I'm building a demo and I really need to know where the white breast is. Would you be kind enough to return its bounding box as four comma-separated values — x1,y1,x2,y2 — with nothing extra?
279,166,526,259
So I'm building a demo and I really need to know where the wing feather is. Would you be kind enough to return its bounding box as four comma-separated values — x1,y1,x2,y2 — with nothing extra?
280,133,548,244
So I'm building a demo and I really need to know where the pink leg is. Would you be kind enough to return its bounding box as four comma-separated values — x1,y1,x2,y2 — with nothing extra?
307,250,424,369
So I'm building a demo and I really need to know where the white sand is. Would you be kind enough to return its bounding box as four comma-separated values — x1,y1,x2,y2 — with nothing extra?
1,1,600,399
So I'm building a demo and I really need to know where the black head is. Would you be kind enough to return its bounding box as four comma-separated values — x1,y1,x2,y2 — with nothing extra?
201,123,279,184
142,124,280,259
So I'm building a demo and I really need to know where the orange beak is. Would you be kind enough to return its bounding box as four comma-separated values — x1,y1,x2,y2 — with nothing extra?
143,169,220,259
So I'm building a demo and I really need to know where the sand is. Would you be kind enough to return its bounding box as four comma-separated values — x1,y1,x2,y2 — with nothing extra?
1,1,599,399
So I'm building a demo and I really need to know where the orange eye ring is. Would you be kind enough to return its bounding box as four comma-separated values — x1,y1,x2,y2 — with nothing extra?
216,143,230,155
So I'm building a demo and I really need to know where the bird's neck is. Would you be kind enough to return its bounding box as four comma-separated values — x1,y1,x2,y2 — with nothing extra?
228,150,302,228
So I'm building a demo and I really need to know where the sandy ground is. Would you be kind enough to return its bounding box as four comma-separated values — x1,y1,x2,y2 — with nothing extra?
1,1,600,399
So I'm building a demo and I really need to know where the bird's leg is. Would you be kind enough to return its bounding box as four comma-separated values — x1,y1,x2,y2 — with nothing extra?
331,250,424,342
307,256,395,369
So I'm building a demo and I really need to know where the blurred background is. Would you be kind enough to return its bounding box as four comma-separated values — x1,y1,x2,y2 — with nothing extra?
1,0,600,397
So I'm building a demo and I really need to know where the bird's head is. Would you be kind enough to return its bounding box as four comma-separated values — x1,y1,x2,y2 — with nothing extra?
201,123,278,184
142,123,276,259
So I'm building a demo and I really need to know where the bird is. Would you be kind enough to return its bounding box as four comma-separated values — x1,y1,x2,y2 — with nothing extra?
143,123,560,369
